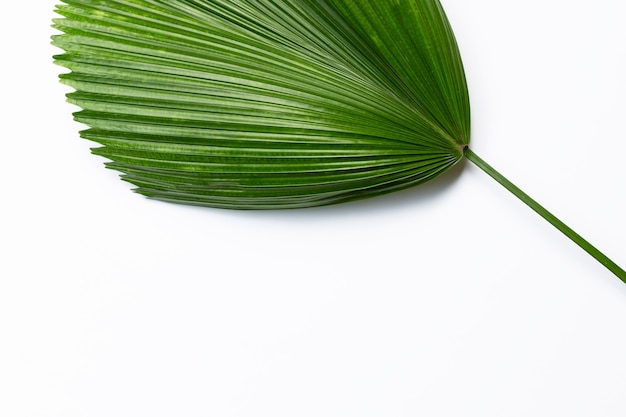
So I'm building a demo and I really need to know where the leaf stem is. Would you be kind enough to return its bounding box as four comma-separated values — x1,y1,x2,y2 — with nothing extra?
464,147,626,284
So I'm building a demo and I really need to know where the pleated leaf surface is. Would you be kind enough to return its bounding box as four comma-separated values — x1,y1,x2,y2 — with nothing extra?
53,0,470,209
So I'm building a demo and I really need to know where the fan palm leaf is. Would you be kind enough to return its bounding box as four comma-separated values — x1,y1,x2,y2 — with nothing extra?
52,0,468,208
52,0,625,282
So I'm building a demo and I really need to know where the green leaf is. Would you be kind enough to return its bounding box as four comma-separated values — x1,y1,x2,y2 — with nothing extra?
53,0,625,283
52,0,469,209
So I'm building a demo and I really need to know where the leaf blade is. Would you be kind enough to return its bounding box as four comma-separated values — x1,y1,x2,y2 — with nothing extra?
54,0,470,208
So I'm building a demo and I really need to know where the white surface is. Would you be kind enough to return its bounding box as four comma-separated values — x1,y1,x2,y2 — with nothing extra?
2,1,625,416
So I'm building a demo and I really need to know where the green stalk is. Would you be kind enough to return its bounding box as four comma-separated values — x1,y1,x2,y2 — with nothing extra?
464,147,626,283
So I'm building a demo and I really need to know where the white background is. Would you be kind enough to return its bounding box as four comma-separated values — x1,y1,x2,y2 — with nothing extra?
2,1,625,416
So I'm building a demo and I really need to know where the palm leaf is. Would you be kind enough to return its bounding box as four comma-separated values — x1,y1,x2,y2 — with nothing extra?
52,0,625,282
52,0,468,209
